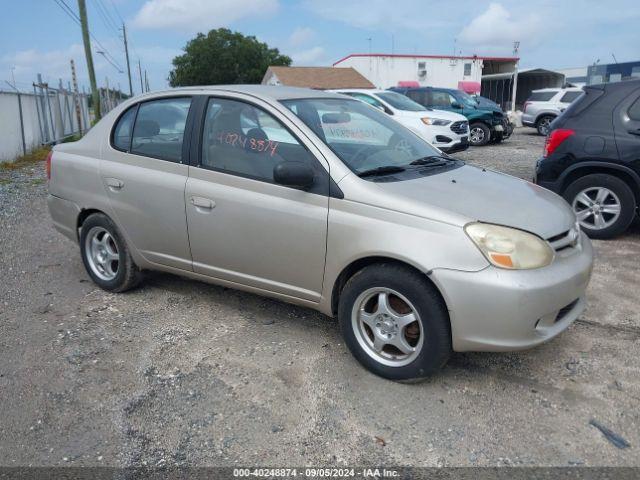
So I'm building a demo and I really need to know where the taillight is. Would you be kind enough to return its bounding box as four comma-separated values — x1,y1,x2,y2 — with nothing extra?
46,151,53,180
543,129,574,157
523,102,530,113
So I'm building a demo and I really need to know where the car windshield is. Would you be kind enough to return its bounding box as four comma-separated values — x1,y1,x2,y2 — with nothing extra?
374,92,425,112
458,91,479,108
280,98,444,176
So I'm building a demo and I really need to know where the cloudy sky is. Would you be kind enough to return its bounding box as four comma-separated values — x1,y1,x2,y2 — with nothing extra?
2,0,639,95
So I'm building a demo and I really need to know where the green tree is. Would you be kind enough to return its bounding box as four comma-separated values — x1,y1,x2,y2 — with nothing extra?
168,28,291,86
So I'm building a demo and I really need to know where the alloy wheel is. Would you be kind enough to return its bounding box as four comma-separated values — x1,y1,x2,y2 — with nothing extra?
572,187,622,230
470,127,485,145
351,287,423,367
85,226,120,281
538,117,552,135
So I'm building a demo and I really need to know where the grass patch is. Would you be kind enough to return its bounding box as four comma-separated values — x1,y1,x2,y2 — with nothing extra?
0,146,51,172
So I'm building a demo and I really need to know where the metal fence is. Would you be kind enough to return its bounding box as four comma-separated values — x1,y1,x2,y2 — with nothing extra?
1,73,122,163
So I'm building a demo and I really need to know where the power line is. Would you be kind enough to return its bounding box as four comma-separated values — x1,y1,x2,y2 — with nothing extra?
52,0,125,72
108,0,124,23
92,0,119,34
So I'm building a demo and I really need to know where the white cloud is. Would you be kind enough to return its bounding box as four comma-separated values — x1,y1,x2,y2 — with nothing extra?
291,46,326,65
133,0,279,32
288,27,316,47
458,3,544,50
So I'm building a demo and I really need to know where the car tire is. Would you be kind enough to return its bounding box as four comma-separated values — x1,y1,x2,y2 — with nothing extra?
536,115,555,136
338,263,451,381
79,213,142,292
469,123,490,146
563,174,636,239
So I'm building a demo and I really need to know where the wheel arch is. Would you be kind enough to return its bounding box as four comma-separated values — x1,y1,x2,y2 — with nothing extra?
76,208,107,239
534,112,557,124
330,256,449,318
559,162,640,205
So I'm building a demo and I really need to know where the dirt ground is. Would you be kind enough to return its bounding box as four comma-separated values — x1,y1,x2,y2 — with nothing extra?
0,128,639,468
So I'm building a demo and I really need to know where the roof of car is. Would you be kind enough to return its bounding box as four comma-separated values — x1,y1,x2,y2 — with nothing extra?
134,85,347,102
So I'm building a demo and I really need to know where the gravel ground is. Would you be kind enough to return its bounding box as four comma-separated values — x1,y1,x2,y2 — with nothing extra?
0,128,639,468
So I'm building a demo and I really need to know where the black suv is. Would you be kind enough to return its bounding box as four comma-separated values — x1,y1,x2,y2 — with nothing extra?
535,79,640,239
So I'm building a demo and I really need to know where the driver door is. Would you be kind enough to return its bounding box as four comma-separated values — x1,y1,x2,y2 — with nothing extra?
185,96,330,301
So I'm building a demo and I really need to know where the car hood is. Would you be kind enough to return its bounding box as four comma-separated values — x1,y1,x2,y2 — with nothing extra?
372,165,576,239
396,109,467,122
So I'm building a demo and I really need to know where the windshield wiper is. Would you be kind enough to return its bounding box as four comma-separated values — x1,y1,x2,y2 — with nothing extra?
357,165,406,178
409,155,451,166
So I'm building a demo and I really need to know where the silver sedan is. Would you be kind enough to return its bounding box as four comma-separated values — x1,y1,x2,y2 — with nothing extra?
47,86,593,381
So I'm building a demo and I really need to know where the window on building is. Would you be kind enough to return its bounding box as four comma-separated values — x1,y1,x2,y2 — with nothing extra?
464,63,472,76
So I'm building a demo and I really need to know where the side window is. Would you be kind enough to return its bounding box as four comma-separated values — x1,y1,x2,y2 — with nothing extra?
131,97,192,162
353,93,385,110
629,97,640,121
430,91,453,107
201,98,317,183
407,90,427,106
112,106,136,151
560,91,582,103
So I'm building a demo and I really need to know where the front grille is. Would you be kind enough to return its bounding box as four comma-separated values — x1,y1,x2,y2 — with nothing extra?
450,121,468,134
547,228,580,252
555,299,579,323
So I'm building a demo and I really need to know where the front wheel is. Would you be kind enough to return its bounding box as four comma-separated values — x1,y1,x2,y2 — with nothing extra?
469,123,490,146
338,263,451,381
563,174,636,239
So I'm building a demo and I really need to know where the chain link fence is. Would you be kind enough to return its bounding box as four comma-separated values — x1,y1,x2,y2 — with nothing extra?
1,73,122,164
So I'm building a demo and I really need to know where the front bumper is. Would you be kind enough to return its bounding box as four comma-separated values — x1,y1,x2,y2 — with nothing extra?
431,231,593,352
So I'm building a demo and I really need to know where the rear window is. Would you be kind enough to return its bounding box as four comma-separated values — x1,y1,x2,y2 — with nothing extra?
564,87,605,117
527,91,557,102
560,91,583,103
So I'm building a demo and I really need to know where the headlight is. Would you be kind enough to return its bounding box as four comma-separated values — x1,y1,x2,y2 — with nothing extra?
421,117,451,126
464,223,554,270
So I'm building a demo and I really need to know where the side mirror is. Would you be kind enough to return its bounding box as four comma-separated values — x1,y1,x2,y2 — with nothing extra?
451,102,463,109
273,161,315,189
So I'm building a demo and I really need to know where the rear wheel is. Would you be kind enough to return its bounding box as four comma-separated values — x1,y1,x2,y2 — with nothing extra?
338,263,451,381
80,213,142,292
536,115,555,136
469,123,490,146
563,174,636,239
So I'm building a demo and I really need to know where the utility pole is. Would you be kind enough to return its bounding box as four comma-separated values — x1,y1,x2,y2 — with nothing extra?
144,70,149,92
122,23,133,96
137,59,144,94
77,0,100,120
511,41,520,113
105,76,111,111
70,59,83,134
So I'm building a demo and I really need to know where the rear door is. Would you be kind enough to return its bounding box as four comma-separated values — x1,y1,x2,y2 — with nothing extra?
101,96,194,270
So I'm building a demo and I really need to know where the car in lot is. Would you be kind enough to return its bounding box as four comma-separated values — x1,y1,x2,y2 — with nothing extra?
330,89,470,153
535,79,640,239
47,85,593,381
389,86,509,146
522,87,583,136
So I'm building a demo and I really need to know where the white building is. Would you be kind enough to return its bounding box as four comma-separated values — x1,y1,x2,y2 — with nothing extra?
333,53,518,91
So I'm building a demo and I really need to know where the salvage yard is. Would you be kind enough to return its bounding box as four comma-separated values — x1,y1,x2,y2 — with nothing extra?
0,129,639,467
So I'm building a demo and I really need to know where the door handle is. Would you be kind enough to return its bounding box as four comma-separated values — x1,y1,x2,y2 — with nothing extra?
189,196,215,210
105,178,124,190
628,128,640,136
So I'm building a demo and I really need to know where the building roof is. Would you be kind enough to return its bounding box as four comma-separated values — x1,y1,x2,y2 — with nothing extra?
262,66,375,89
333,53,519,66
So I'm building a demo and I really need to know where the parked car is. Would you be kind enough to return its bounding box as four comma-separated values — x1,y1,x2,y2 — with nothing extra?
473,94,515,138
535,79,640,239
522,87,583,136
47,86,593,381
390,86,508,146
330,89,469,153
